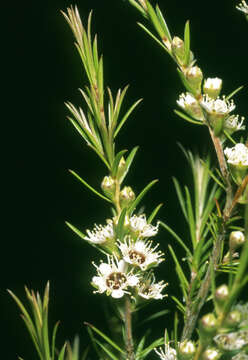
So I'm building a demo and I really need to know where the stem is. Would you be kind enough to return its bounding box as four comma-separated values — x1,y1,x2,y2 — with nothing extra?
124,296,135,360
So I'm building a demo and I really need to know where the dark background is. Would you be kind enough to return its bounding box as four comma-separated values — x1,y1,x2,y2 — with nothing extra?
2,0,248,358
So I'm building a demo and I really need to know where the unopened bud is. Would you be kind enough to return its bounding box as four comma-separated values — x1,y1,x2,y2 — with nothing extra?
185,66,203,95
200,313,217,336
101,176,116,199
229,231,245,250
178,340,196,359
203,78,222,99
171,36,185,63
224,310,242,328
120,186,135,207
202,348,221,360
215,284,229,303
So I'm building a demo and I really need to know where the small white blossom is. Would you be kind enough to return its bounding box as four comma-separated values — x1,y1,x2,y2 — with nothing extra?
85,220,114,244
129,214,159,238
118,237,164,270
155,345,177,360
92,257,139,298
138,278,168,300
224,115,245,133
232,351,248,360
214,330,248,351
177,92,197,108
236,1,248,15
200,94,235,115
204,77,222,92
224,143,248,167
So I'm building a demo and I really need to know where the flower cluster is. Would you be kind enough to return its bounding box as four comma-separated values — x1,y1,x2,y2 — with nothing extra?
236,1,248,15
224,143,248,167
86,214,167,300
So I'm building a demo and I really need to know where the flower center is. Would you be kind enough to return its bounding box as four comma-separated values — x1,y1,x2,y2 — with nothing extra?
129,250,146,264
106,272,127,290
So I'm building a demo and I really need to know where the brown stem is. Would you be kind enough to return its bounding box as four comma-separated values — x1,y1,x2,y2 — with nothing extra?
124,296,135,360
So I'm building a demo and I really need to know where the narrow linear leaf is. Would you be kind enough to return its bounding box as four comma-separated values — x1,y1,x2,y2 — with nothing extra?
226,85,244,100
137,22,168,53
58,343,67,360
171,296,185,314
114,98,142,138
185,186,196,248
139,337,164,357
172,177,188,220
148,203,163,224
116,208,127,241
159,221,192,258
94,339,119,360
52,321,60,360
127,0,148,18
84,322,125,354
183,20,190,66
138,310,169,326
174,109,203,125
168,245,189,298
128,179,158,214
69,170,112,203
155,5,172,42
119,146,139,184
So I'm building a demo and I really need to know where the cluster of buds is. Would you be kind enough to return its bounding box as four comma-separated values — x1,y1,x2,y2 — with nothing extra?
86,212,167,300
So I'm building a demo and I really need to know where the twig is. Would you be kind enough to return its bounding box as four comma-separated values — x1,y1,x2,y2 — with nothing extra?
124,296,135,360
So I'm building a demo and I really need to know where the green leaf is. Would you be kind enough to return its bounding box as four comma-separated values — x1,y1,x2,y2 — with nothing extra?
128,179,158,215
119,146,139,184
226,85,244,100
183,20,190,66
139,337,164,358
58,343,67,360
177,69,196,95
148,203,163,224
138,310,169,326
168,245,189,299
137,22,168,53
146,0,166,40
159,221,192,259
127,0,148,18
172,177,187,220
84,322,125,354
155,5,172,42
115,208,127,241
111,149,127,177
97,56,104,107
94,339,119,360
69,170,112,203
185,186,196,248
171,296,185,314
174,109,203,125
51,321,60,360
114,98,142,138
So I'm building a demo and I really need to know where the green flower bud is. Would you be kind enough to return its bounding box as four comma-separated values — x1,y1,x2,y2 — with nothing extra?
101,176,116,199
199,313,217,339
203,78,222,99
215,284,229,303
229,231,246,250
178,340,196,359
202,348,221,360
185,66,203,96
224,310,242,328
120,186,135,207
172,36,185,63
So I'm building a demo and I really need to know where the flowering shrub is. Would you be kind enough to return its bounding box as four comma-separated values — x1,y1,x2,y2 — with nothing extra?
8,1,248,360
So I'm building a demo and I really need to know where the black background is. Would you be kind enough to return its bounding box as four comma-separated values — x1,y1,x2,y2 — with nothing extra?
2,0,248,359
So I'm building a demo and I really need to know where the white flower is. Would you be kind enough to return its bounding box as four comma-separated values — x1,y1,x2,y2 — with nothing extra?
232,352,248,360
224,115,245,133
200,94,235,115
214,330,248,351
138,278,168,300
224,143,248,167
177,93,204,120
118,237,164,270
92,257,139,298
204,78,222,91
155,345,177,360
236,1,248,15
129,214,159,238
85,220,114,244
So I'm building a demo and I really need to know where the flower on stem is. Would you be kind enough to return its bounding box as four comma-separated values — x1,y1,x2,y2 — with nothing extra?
185,66,203,96
224,115,245,135
200,95,236,135
214,330,248,351
155,344,177,360
85,220,115,244
92,257,139,298
202,348,221,360
224,143,248,167
236,1,248,15
129,214,159,238
203,78,222,99
229,231,246,250
118,236,164,270
177,92,204,120
138,273,168,300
